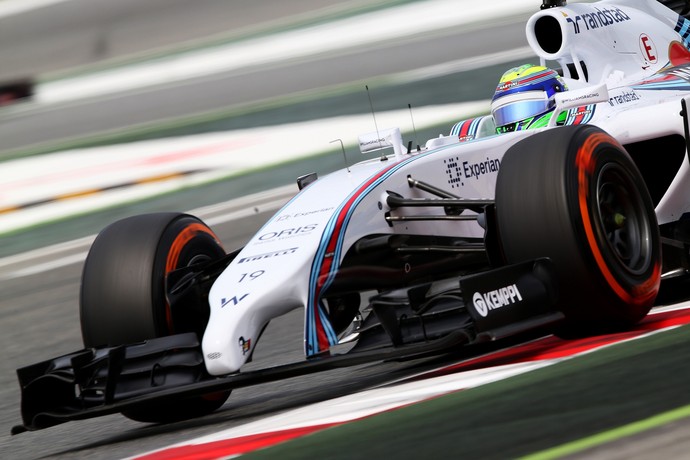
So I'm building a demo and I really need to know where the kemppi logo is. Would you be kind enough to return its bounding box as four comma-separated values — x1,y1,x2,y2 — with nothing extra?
472,284,523,317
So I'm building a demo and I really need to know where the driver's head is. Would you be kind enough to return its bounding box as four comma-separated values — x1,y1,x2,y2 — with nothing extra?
491,64,566,133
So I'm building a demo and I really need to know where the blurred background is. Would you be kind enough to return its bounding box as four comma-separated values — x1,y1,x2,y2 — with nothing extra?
0,0,543,255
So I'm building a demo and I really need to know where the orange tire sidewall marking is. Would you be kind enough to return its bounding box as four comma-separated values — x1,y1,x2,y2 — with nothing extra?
164,222,223,333
575,132,660,307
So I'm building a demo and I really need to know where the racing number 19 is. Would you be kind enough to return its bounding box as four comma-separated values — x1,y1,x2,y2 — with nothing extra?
239,270,265,282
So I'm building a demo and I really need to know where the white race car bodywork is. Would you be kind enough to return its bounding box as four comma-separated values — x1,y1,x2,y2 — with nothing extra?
204,0,690,375
204,132,528,374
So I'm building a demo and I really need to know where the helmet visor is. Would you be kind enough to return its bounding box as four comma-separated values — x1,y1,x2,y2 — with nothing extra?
491,91,554,128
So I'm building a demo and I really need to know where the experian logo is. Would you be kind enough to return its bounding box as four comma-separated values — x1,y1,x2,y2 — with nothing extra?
472,285,523,317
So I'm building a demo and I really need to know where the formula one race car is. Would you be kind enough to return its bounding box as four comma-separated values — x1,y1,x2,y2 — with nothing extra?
13,0,690,433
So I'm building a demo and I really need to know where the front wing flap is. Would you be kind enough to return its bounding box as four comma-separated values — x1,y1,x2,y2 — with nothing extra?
13,330,473,434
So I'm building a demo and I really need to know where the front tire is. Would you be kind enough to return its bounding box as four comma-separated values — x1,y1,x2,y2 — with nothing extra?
80,212,230,422
495,125,661,335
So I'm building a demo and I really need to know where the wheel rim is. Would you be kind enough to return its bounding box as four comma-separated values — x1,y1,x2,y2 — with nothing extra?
595,162,652,276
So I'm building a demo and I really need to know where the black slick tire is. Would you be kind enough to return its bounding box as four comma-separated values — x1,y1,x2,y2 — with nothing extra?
495,125,661,335
80,212,230,422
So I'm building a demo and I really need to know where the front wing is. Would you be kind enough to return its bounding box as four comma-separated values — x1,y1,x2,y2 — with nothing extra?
13,258,561,434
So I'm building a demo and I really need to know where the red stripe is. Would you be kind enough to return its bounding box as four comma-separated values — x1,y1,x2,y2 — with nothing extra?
637,73,681,85
572,106,587,125
411,307,690,380
498,71,554,92
519,71,555,85
310,162,401,352
135,423,340,460
314,295,330,351
459,120,472,137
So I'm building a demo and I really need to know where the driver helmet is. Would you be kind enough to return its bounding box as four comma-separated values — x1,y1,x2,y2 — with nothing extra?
491,64,567,133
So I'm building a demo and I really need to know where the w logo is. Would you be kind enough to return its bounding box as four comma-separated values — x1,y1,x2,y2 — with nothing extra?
221,294,249,308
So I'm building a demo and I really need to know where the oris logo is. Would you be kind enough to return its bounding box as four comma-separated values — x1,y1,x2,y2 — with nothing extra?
258,224,318,241
472,284,523,317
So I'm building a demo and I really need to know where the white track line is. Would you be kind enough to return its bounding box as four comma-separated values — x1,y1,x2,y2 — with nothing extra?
0,186,296,280
0,0,72,18
0,101,488,235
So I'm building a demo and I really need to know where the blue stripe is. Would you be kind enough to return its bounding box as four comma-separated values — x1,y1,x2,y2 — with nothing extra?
319,308,338,343
632,81,690,90
678,20,690,41
305,148,444,356
450,121,463,136
305,180,365,354
675,16,690,48
451,118,481,138
305,201,345,353
679,17,690,46
581,104,595,124
312,169,396,295
563,105,592,126
468,117,480,136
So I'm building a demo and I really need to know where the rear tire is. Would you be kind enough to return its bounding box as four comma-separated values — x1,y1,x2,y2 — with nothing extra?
495,125,661,335
80,213,230,422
